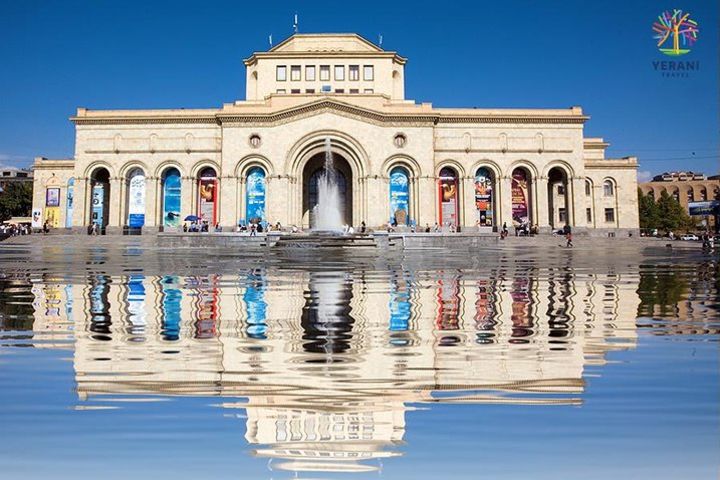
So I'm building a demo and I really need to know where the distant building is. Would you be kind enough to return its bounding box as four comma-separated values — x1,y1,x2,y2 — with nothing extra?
0,166,33,192
639,171,720,229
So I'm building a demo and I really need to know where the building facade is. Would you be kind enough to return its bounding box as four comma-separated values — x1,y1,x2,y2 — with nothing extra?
639,171,720,230
32,33,639,234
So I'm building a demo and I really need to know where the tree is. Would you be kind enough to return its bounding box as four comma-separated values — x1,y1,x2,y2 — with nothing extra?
638,188,660,230
0,182,33,222
655,190,694,233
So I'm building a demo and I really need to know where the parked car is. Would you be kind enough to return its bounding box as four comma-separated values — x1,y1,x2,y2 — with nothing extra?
680,234,699,241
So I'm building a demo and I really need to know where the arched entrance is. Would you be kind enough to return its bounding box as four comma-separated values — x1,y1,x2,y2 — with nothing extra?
89,167,110,230
474,167,495,227
197,167,217,225
389,166,410,225
547,167,569,229
125,167,146,228
161,167,181,228
302,151,353,228
511,167,532,227
438,166,459,227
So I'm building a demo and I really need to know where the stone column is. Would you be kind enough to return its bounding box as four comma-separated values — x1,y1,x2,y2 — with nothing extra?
500,175,513,228
144,176,158,230
417,175,436,228
181,176,194,222
462,175,475,228
73,176,89,233
108,176,122,232
569,176,585,228
219,174,235,228
535,175,549,230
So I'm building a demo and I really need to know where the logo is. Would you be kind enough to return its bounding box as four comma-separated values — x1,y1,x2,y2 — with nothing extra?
653,9,699,56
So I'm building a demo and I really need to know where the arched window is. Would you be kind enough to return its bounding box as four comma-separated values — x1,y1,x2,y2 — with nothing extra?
687,188,694,202
197,167,217,224
474,167,494,227
90,167,110,230
245,167,266,224
65,178,75,228
438,167,459,227
389,166,410,225
161,168,181,228
700,188,707,201
126,168,146,228
585,179,592,196
603,180,614,197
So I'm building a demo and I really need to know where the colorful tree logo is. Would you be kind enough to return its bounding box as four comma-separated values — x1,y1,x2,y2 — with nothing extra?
653,9,699,56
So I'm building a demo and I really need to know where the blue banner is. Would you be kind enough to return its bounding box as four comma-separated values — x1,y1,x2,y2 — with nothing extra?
162,169,181,227
91,184,105,228
246,168,266,223
389,167,409,224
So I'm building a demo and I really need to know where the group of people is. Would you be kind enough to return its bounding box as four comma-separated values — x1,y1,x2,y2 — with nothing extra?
0,223,31,237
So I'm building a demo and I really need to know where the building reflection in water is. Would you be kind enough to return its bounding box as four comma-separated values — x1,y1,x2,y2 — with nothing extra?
31,265,648,474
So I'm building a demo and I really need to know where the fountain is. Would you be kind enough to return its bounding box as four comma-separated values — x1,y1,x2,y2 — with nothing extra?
312,138,344,232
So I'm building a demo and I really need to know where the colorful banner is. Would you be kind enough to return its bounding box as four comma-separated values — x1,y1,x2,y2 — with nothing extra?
127,172,146,228
91,184,106,228
44,206,60,228
511,170,530,225
32,209,43,229
474,168,493,226
198,178,216,224
389,168,410,225
65,179,74,228
245,168,266,223
162,169,181,228
439,170,458,226
688,201,720,216
45,188,60,207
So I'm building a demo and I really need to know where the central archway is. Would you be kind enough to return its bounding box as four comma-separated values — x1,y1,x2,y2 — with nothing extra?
302,151,353,228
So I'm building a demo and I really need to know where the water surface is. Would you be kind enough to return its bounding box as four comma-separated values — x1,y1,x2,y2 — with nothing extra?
0,242,718,479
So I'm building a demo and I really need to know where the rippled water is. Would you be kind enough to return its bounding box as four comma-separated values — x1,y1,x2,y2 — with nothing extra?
0,242,718,479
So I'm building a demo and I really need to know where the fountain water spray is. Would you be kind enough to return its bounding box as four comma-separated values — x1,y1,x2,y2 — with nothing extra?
312,138,344,232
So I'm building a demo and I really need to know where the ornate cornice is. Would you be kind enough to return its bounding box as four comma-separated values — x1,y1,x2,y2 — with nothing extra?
71,99,589,127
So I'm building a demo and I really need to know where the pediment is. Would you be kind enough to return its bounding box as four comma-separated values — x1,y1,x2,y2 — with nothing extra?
270,33,382,53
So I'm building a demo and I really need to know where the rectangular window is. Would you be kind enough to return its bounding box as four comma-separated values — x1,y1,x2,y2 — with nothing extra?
586,208,592,223
334,65,345,81
321,85,331,92
557,185,565,195
335,88,345,93
305,65,316,81
349,88,359,94
276,65,287,81
604,208,615,223
320,65,330,81
585,181,591,196
558,208,566,223
363,65,374,81
349,65,359,81
276,89,286,94
290,89,300,94
305,88,315,94
290,65,301,81
363,88,374,93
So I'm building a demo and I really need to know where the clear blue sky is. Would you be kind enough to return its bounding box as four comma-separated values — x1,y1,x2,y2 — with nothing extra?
1,0,717,179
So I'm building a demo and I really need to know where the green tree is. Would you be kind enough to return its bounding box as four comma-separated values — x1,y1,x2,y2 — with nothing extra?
0,182,33,222
638,188,660,230
655,190,694,233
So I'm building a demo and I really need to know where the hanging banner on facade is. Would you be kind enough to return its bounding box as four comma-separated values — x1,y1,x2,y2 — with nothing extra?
245,168,266,223
44,207,60,228
474,168,493,226
32,209,43,229
127,173,146,228
511,170,530,225
91,184,105,227
198,178,216,224
688,201,720,216
162,170,181,228
389,168,409,225
45,188,60,207
65,179,74,228
439,169,458,226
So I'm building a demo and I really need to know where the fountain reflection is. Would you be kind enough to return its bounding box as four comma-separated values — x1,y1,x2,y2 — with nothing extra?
28,265,652,474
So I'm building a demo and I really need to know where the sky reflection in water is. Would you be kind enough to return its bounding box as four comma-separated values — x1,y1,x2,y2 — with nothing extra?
0,245,718,479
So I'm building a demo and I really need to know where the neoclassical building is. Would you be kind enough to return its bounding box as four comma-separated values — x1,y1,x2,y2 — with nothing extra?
32,33,639,234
